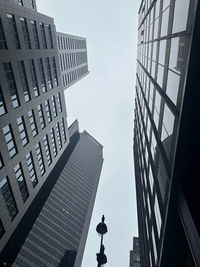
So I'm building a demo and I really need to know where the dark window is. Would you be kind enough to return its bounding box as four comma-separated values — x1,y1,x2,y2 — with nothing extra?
51,96,57,118
30,0,35,9
50,128,57,157
39,23,47,49
37,104,45,129
0,177,18,220
0,85,6,116
20,17,31,49
46,24,53,49
0,153,4,169
45,57,53,89
6,14,20,49
17,61,31,102
30,20,40,49
44,100,52,123
14,163,29,203
17,116,29,146
43,135,52,165
0,17,7,49
56,122,62,149
38,58,47,92
52,57,58,86
18,0,23,6
56,92,62,113
61,118,66,143
26,152,38,188
28,110,38,137
29,59,39,97
3,62,20,108
35,143,45,176
0,219,5,239
3,125,17,158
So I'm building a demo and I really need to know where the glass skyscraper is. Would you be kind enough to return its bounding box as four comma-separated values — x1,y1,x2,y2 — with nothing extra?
134,0,200,266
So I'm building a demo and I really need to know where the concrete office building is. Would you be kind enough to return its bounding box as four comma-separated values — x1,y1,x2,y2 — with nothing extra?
0,120,103,266
129,237,140,267
133,0,200,266
0,0,95,266
57,32,89,89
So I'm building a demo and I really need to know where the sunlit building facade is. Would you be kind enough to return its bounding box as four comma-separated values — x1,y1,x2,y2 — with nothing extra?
133,0,200,266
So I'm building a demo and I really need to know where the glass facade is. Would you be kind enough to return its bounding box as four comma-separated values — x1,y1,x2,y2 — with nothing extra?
134,0,196,266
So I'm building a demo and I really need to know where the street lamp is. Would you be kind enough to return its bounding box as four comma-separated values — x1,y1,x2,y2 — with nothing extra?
96,215,107,267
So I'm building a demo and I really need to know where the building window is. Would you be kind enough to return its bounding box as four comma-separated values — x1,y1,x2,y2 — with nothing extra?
35,143,45,176
17,116,28,146
28,110,38,137
37,104,45,129
56,92,62,113
0,177,18,220
3,125,17,158
30,20,40,49
0,219,5,239
46,24,53,49
6,14,20,49
0,17,7,49
38,59,47,93
0,85,6,116
30,0,35,9
154,194,162,237
52,57,58,86
20,17,31,49
152,227,158,263
43,135,52,166
17,61,31,102
29,59,39,97
18,0,23,6
45,57,53,89
56,122,62,149
51,96,57,118
44,100,52,123
26,152,38,188
61,118,66,143
3,62,20,108
0,153,4,169
14,163,29,203
50,128,57,157
39,22,47,49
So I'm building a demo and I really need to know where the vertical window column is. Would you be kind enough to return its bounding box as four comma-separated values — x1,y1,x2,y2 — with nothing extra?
26,152,38,188
60,118,66,143
37,104,45,129
6,14,20,49
20,17,31,49
46,24,53,49
30,20,40,49
17,61,31,102
0,177,18,220
28,110,38,137
50,128,57,157
38,59,47,93
56,122,62,149
17,116,28,146
35,143,45,176
3,62,20,108
14,163,29,203
43,135,52,166
0,17,7,49
45,57,53,89
44,100,52,123
39,23,47,49
52,57,58,86
29,59,39,97
0,85,6,116
3,125,17,158
56,92,62,113
51,96,57,117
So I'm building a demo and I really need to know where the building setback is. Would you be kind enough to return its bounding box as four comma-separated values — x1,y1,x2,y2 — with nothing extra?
133,0,200,266
0,0,99,266
129,237,140,267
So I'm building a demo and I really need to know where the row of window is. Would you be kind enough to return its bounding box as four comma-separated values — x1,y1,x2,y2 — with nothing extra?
0,14,53,50
62,70,78,87
57,36,86,50
0,58,58,115
1,111,65,163
18,0,35,9
59,51,87,72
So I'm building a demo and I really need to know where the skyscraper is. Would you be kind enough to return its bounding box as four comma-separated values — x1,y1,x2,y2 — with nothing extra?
0,0,102,266
0,120,103,266
133,0,200,266
129,237,140,267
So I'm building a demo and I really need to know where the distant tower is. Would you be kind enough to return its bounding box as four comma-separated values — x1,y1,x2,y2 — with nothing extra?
129,237,140,267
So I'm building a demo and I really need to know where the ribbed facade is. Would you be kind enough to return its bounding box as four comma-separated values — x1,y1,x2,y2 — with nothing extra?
133,0,200,266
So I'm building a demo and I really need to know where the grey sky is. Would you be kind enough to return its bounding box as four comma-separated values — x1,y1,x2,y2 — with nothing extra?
37,1,139,266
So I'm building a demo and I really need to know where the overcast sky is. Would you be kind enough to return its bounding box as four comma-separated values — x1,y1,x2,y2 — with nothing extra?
37,1,139,266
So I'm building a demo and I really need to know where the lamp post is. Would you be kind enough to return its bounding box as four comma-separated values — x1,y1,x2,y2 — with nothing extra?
96,215,107,267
